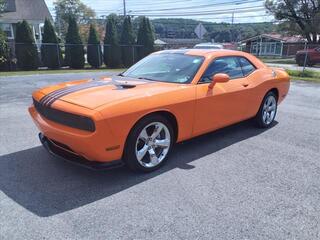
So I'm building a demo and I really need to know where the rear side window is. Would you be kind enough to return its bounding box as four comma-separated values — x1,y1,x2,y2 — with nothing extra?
201,57,243,82
238,57,256,76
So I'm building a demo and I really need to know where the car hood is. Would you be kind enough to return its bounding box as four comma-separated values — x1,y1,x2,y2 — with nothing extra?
38,77,181,110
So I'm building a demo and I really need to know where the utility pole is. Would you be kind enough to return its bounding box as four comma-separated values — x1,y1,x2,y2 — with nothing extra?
123,0,127,16
231,11,234,42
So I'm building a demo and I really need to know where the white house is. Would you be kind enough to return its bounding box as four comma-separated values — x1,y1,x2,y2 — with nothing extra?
0,0,52,44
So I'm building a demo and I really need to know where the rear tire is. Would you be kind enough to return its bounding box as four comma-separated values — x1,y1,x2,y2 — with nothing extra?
296,57,304,66
123,114,174,172
296,55,311,66
255,91,277,128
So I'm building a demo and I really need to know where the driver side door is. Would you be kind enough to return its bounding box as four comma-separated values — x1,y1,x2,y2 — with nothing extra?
193,56,253,136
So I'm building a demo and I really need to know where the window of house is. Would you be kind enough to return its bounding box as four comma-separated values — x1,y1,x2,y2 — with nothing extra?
0,23,13,39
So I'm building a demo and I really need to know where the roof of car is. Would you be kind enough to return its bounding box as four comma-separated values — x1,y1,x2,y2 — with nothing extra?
155,49,266,68
157,49,246,57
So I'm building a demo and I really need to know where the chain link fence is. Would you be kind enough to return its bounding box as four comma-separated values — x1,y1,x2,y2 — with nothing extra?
240,41,320,72
1,42,144,71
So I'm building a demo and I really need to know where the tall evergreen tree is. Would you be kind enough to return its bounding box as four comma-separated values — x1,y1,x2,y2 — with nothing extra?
65,16,85,69
0,28,9,70
103,15,122,68
120,16,135,67
137,17,154,60
15,20,39,70
41,18,62,69
87,24,102,68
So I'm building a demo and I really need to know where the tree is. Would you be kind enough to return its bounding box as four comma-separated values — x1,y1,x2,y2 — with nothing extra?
15,20,39,70
0,28,9,70
87,24,102,68
214,30,232,43
265,0,320,43
120,16,135,67
41,18,62,69
103,15,122,68
54,0,96,37
136,17,155,60
65,16,85,69
0,0,6,16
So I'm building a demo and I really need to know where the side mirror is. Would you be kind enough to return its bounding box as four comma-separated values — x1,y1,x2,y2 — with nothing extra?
208,73,230,89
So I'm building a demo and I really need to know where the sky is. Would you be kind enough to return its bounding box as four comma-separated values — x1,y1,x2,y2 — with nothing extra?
44,0,274,23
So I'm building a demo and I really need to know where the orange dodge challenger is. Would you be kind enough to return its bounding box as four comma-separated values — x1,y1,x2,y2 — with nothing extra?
29,49,290,172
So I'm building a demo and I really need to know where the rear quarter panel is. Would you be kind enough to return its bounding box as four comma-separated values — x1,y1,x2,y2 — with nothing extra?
246,67,290,117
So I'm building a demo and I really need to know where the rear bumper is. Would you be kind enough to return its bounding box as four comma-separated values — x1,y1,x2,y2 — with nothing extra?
39,133,124,170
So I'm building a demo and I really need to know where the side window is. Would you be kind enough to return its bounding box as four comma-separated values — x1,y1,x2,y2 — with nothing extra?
201,57,243,82
238,57,256,76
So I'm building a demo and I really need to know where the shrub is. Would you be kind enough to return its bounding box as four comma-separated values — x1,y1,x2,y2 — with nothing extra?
87,24,102,68
103,15,122,68
120,16,135,67
65,16,85,69
136,17,154,60
0,28,9,70
41,18,62,69
15,20,39,70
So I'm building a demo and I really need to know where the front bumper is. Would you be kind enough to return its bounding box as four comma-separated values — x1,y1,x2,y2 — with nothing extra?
39,133,124,170
29,105,123,162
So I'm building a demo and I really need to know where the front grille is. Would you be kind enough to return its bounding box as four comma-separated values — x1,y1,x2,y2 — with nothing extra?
33,98,95,132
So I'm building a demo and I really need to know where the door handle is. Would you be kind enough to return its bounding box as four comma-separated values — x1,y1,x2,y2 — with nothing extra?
242,83,249,87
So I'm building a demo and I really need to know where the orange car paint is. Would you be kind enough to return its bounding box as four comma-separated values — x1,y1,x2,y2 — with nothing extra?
29,50,290,163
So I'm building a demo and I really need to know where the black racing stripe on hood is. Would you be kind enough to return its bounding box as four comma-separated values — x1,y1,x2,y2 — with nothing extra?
40,81,114,107
39,77,152,107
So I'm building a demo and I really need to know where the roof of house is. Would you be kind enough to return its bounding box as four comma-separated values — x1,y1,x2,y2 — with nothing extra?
241,33,306,43
0,0,52,23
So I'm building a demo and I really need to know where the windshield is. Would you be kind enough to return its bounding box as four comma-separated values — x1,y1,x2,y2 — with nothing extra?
122,53,204,83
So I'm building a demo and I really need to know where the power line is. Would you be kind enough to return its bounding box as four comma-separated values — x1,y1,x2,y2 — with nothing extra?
95,6,267,15
94,0,264,13
131,0,264,12
128,9,267,17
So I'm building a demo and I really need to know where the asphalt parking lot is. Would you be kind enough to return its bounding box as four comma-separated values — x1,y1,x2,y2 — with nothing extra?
0,73,320,240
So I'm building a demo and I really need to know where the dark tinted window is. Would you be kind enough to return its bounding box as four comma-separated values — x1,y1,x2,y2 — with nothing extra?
238,57,256,76
201,57,243,82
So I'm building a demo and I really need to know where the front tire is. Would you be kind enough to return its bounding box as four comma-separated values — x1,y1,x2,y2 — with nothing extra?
255,91,277,128
123,114,174,172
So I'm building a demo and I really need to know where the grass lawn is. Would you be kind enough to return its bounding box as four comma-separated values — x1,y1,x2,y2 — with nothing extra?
0,68,125,77
260,57,296,64
286,69,320,83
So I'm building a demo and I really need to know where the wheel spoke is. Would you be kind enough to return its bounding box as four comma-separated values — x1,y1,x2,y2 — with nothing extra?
137,144,149,161
154,139,170,148
139,129,149,141
268,105,276,111
263,111,267,122
265,97,270,106
148,147,159,165
150,124,163,140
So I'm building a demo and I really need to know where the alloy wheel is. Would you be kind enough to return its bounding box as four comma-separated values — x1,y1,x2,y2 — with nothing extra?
262,95,277,125
135,122,171,168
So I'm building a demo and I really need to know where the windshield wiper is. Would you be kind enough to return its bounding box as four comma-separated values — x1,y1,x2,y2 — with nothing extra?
137,77,157,81
118,73,124,77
